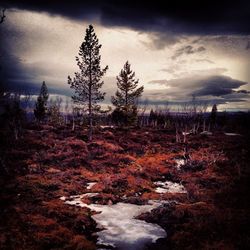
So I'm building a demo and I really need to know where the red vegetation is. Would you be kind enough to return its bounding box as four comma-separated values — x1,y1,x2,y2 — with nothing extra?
0,124,249,249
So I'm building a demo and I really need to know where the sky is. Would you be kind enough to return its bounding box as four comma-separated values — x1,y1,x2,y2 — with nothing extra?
0,0,250,111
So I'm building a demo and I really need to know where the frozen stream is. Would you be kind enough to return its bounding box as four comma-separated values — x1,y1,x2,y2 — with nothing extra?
60,181,187,249
154,181,187,194
61,194,167,250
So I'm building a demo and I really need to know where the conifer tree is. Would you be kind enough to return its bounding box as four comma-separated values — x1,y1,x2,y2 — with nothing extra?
111,61,143,125
68,25,108,141
210,104,217,129
34,81,49,121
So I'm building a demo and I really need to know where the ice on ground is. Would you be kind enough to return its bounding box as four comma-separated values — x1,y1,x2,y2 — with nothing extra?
154,181,187,194
69,193,99,200
224,132,241,136
59,196,66,201
175,158,185,170
200,131,212,135
62,194,167,250
86,182,97,190
100,125,114,129
182,132,191,136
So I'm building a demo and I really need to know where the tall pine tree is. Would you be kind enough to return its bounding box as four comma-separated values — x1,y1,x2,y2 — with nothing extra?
68,25,108,141
111,61,143,125
34,81,49,122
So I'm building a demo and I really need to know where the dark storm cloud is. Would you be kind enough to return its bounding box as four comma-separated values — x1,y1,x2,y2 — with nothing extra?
146,74,249,105
141,32,181,50
172,45,206,60
1,0,250,35
0,20,74,95
192,76,247,97
237,89,250,94
0,28,39,93
0,49,36,92
139,97,245,107
0,47,71,95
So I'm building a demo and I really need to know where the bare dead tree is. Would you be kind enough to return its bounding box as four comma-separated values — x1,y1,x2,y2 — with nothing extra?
47,96,64,126
4,93,25,140
137,98,148,127
199,102,209,132
64,99,70,124
163,101,171,128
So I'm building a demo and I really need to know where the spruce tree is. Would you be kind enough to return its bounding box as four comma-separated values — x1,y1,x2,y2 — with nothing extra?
68,24,108,141
210,104,217,129
111,61,143,125
34,81,49,122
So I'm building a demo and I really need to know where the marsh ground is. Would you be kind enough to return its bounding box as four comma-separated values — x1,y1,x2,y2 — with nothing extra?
0,124,249,249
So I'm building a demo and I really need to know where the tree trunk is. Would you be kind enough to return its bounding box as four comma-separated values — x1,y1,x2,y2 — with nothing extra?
89,106,92,141
14,127,18,140
72,114,75,131
175,126,180,143
203,119,206,132
88,54,93,141
125,86,129,118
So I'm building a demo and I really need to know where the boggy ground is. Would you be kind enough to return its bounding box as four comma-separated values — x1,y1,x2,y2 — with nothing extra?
0,124,249,249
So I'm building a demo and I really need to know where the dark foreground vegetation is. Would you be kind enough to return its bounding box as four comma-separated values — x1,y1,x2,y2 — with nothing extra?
0,114,250,249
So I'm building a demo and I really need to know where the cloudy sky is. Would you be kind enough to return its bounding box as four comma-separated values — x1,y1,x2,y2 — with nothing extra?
0,0,250,111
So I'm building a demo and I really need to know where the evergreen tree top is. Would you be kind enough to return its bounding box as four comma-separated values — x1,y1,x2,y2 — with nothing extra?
111,61,144,108
68,24,108,107
40,81,49,102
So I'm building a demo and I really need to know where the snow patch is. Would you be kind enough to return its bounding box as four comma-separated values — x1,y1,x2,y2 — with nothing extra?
86,182,97,190
175,159,185,170
61,194,167,250
224,132,241,136
200,131,212,135
100,125,114,129
59,196,66,201
154,181,187,194
182,132,191,136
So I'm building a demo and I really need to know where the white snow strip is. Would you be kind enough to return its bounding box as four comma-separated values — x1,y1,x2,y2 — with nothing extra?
100,125,114,129
175,159,185,170
224,133,241,136
154,181,187,194
200,131,212,135
61,194,168,250
86,182,97,190
182,132,191,136
59,196,66,201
